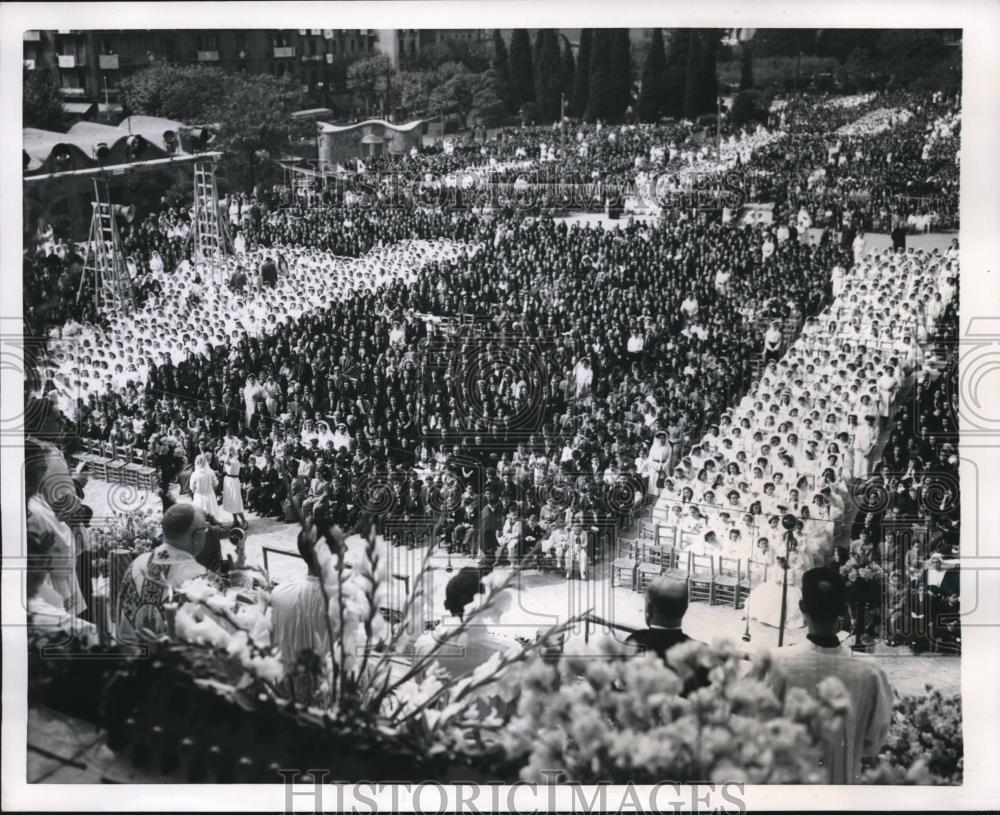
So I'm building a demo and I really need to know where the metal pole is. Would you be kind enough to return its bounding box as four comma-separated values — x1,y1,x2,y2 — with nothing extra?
778,530,793,647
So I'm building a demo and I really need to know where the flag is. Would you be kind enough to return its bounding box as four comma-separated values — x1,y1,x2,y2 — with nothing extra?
356,158,366,173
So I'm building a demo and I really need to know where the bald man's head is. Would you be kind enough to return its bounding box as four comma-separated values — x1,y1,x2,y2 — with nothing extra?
645,576,689,628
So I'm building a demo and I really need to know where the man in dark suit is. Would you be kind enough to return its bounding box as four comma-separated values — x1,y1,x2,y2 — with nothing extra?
625,577,708,692
260,257,278,288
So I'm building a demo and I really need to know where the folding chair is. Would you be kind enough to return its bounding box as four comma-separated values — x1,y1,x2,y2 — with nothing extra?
688,554,715,604
712,556,741,607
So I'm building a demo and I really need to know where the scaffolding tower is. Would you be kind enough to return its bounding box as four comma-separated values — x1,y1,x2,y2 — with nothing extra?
191,158,231,282
78,178,136,314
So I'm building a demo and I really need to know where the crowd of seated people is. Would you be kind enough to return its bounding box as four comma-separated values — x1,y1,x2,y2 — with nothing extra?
652,234,957,641
856,281,960,652
36,199,848,577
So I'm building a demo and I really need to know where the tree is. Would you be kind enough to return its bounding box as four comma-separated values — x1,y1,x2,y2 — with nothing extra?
399,71,436,119
472,69,510,126
23,70,65,131
739,40,754,90
571,29,593,118
346,55,399,118
609,29,632,121
637,28,667,122
118,62,228,123
214,73,311,190
427,63,476,129
684,29,719,119
585,29,612,122
508,29,535,110
491,29,514,114
662,29,690,118
560,35,576,110
533,29,563,123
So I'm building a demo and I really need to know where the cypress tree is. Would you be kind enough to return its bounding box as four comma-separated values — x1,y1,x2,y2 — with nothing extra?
571,28,592,118
739,39,754,90
609,29,632,122
663,29,689,118
585,29,612,122
508,29,535,110
684,29,718,119
638,27,667,121
560,34,576,109
492,29,514,113
534,29,563,123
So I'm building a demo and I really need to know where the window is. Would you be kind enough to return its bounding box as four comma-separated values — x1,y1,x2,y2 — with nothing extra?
100,37,116,55
236,32,247,53
273,31,292,48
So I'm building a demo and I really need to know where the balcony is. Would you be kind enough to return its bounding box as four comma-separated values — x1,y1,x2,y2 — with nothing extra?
274,46,296,58
23,30,42,42
99,54,119,70
58,86,86,97
197,50,220,61
57,54,78,69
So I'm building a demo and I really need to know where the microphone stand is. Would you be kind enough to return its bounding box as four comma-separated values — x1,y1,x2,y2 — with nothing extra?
778,529,794,647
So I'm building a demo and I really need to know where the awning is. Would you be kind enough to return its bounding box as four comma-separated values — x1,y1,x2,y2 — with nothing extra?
62,102,96,115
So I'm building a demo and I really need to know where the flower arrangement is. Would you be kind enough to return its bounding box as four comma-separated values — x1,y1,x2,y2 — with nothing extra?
862,686,963,785
147,431,188,492
87,505,162,558
840,557,885,587
500,637,850,784
294,522,578,760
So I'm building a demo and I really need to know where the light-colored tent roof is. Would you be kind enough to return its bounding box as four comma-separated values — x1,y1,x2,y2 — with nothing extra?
318,118,423,134
23,114,188,171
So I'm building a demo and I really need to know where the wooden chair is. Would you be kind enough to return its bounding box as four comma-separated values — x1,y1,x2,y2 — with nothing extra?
636,559,664,593
679,530,700,552
656,524,679,549
127,448,159,492
86,438,110,481
119,446,139,488
104,441,127,485
611,538,640,590
663,548,691,583
739,558,769,608
688,554,715,604
712,556,741,607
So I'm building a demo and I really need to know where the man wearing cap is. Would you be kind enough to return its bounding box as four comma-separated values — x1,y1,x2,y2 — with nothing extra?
767,567,893,783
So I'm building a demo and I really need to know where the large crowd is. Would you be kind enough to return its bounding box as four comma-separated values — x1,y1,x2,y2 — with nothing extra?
23,89,960,645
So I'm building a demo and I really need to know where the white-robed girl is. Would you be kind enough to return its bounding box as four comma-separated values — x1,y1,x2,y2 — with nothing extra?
222,449,246,529
647,431,672,495
572,357,593,400
190,454,221,518
243,374,264,427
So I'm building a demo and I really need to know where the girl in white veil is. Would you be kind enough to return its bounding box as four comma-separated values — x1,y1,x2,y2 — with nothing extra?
190,454,221,518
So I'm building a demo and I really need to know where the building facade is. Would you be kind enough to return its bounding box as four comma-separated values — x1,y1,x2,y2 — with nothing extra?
23,29,380,114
